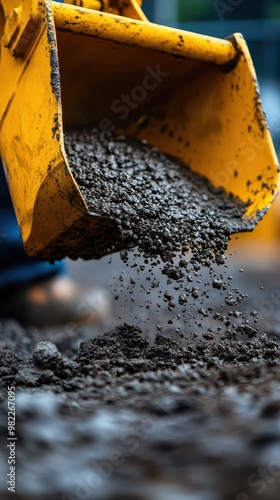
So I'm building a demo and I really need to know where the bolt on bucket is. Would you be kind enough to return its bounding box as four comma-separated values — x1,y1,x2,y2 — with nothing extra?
0,0,279,259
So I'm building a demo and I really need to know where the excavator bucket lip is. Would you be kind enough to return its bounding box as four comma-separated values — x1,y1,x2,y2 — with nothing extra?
52,1,237,66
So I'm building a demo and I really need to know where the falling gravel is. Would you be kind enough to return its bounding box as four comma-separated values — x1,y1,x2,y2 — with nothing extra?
64,128,261,337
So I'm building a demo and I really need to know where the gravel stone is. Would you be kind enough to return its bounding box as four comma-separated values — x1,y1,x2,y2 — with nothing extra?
32,342,63,371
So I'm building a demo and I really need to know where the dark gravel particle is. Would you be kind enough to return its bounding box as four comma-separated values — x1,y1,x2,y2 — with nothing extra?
212,279,223,289
32,341,63,371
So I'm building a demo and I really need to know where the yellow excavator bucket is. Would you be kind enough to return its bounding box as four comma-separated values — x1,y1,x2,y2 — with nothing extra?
0,0,279,259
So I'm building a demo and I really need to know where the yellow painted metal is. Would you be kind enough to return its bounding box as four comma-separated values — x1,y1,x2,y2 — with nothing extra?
65,0,146,20
66,0,103,11
0,0,279,259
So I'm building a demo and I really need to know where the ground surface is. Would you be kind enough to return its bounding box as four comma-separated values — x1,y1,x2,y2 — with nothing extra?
1,255,280,500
